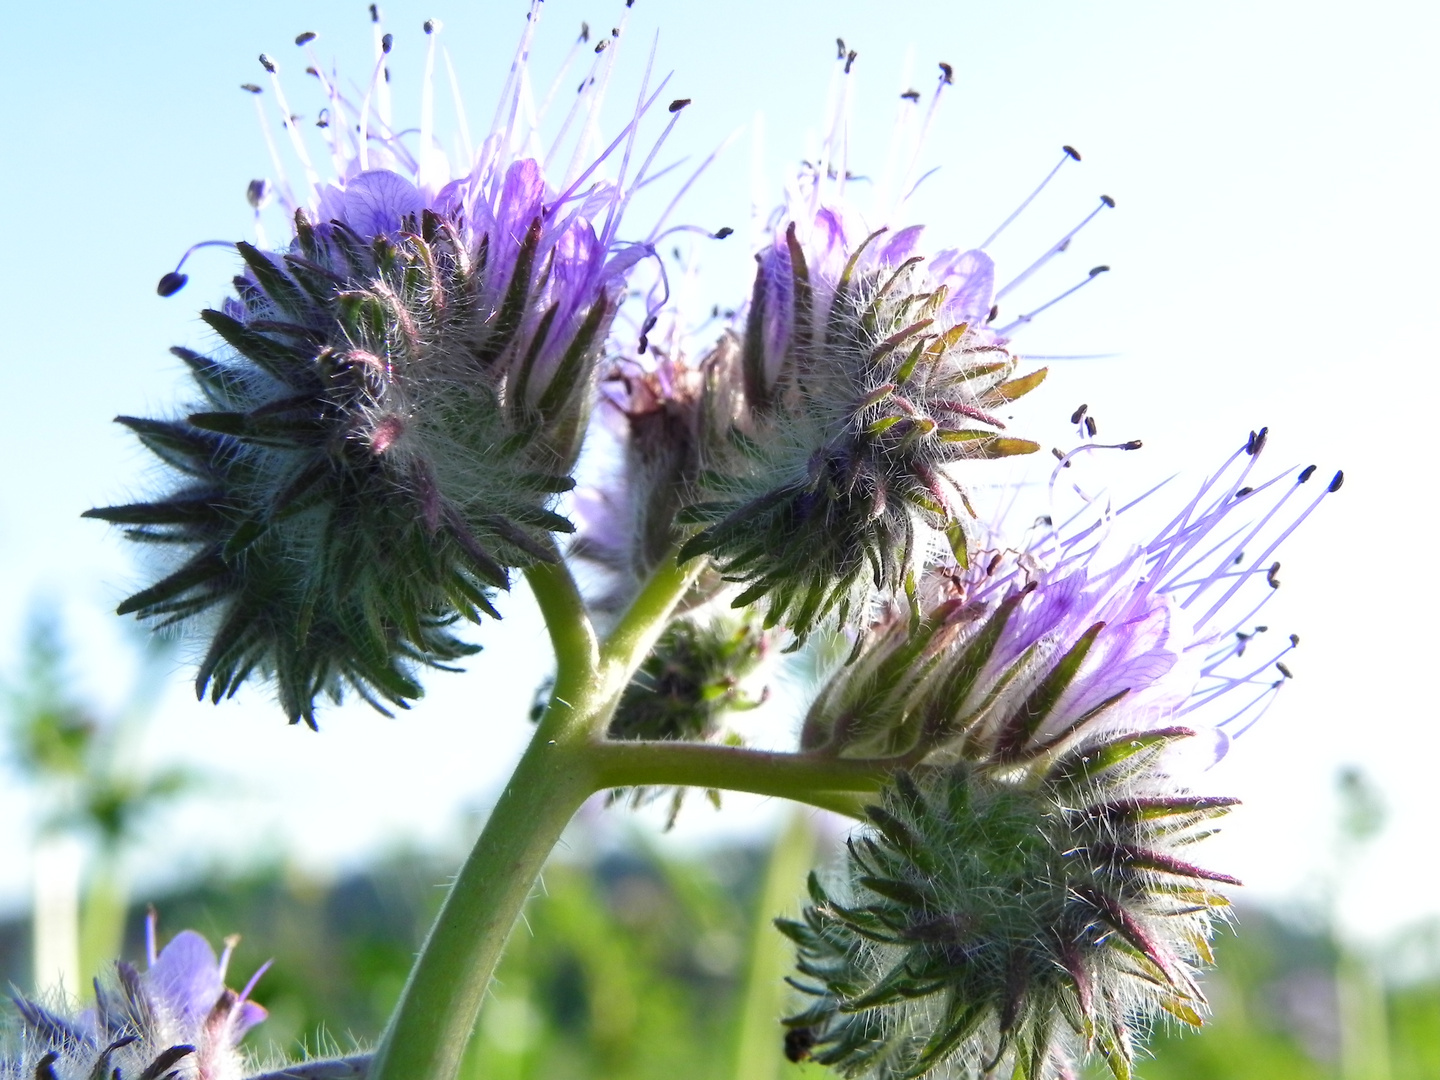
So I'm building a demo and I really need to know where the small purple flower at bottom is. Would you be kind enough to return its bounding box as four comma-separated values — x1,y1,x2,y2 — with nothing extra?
6,913,268,1080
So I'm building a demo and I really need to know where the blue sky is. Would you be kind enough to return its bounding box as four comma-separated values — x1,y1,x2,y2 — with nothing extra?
1,0,1436,938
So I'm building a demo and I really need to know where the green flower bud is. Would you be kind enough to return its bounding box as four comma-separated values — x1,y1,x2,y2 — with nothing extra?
779,748,1236,1080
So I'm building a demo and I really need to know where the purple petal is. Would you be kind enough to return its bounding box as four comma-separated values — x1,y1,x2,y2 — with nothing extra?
495,158,546,253
234,1000,268,1038
147,931,223,1021
875,224,926,268
929,248,994,324
339,170,425,238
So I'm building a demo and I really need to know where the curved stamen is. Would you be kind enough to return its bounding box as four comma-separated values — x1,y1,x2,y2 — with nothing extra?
980,145,1082,250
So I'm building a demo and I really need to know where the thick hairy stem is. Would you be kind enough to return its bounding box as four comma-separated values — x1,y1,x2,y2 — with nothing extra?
367,724,598,1080
368,559,607,1080
369,551,879,1080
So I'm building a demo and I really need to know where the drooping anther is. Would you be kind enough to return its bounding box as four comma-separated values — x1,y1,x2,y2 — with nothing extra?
1276,661,1293,679
423,19,437,34
844,50,858,74
259,53,276,73
155,239,235,299
938,62,954,84
1101,194,1116,207
1266,561,1281,588
381,33,393,53
1084,416,1098,438
156,272,188,297
1290,633,1300,647
836,38,846,59
1063,144,1081,160
1245,426,1269,455
987,304,999,324
369,4,379,22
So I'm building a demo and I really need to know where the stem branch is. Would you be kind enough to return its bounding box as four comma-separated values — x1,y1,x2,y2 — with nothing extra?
594,740,890,809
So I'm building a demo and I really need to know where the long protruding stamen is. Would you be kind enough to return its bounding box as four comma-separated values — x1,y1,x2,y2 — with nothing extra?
646,128,743,244
243,84,298,215
357,34,394,171
370,4,393,134
552,79,671,216
898,62,952,209
980,146,1080,250
995,195,1115,301
491,0,543,160
156,240,236,297
601,32,661,249
1192,472,1342,629
996,265,1109,335
258,54,321,202
537,21,591,129
546,42,607,176
300,39,356,174
1175,469,1308,610
418,20,440,189
565,10,633,194
441,46,474,165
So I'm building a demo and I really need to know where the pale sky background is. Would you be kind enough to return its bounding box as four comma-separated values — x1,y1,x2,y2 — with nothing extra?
0,0,1436,947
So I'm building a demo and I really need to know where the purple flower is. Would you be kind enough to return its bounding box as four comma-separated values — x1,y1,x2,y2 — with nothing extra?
6,915,268,1080
98,5,705,724
804,428,1343,766
788,433,1341,1080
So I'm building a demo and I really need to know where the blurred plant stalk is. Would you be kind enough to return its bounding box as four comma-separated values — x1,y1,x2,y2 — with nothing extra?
5,612,189,1000
30,831,82,996
731,810,821,1080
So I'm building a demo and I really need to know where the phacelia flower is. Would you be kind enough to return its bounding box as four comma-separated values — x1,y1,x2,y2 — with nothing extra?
677,56,1112,640
88,6,692,725
5,916,267,1080
781,431,1342,1079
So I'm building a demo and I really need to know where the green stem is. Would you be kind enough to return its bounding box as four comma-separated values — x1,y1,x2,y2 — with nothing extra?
369,557,606,1080
370,550,880,1080
600,549,704,676
594,740,888,812
367,725,598,1080
525,545,600,679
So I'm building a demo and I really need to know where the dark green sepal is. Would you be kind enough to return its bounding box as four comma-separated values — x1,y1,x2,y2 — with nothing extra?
236,241,312,321
200,309,321,390
993,621,1107,761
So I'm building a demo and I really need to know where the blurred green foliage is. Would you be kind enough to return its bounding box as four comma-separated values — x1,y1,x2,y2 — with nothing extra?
3,827,1436,1080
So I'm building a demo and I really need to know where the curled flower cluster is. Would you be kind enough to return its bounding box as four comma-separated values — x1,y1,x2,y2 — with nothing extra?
781,433,1341,1078
679,221,1045,638
89,7,688,725
4,920,266,1080
782,758,1235,1080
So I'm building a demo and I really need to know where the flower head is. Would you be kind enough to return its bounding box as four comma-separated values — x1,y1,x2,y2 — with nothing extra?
89,6,692,726
6,917,267,1080
783,432,1342,1079
675,57,1101,640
